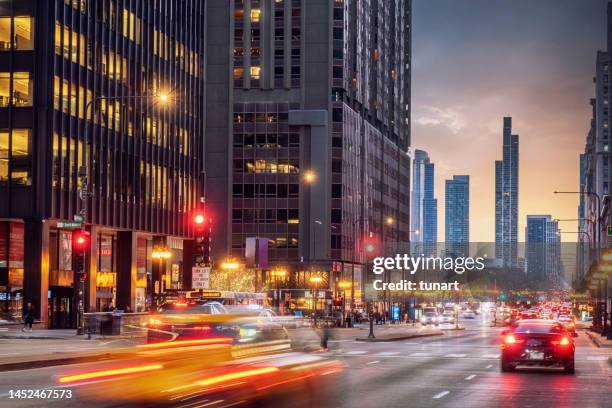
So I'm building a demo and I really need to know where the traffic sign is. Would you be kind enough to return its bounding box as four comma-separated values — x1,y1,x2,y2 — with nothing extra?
58,221,82,229
607,225,612,236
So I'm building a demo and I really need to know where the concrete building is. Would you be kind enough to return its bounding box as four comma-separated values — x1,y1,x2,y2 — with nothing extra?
0,0,206,327
445,175,469,257
495,117,519,268
205,0,412,306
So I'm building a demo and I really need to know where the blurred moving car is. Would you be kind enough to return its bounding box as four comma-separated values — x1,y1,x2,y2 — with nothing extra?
556,315,577,336
519,312,538,321
440,311,456,324
462,311,476,319
500,320,575,373
420,312,439,326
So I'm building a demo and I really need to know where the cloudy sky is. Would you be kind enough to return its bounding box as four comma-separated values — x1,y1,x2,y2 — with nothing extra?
412,0,608,242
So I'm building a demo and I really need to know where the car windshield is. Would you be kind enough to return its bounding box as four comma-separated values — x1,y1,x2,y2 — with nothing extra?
160,304,213,314
514,322,564,334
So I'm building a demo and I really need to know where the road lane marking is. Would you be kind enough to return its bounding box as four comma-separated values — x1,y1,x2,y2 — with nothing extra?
403,342,420,345
329,340,351,343
586,356,609,361
485,364,493,369
375,351,400,356
409,352,431,357
482,354,500,359
344,351,367,355
433,391,450,399
366,360,380,365
465,374,477,380
444,353,466,358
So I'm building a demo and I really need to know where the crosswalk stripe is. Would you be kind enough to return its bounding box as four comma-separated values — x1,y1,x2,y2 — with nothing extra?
444,353,467,358
375,351,400,356
344,351,367,355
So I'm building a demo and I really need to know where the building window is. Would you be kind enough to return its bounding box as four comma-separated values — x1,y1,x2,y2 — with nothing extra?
0,16,34,51
233,67,244,79
250,66,261,80
0,72,33,107
0,129,31,185
251,9,261,22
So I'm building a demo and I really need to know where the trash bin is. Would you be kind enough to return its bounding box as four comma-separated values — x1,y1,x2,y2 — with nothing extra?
112,314,122,335
99,314,113,335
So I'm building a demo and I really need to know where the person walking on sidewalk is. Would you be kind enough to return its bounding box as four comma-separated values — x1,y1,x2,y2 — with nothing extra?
22,302,35,332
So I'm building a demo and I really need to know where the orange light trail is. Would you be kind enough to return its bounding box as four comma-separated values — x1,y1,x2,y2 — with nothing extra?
196,367,279,388
58,363,163,383
137,338,232,349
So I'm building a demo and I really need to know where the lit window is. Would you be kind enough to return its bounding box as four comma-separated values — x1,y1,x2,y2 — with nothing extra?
233,67,244,79
0,72,33,107
251,9,261,22
0,129,31,185
13,17,34,50
0,17,10,50
250,66,261,80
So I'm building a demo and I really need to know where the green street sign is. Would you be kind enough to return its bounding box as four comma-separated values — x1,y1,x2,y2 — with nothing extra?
73,214,84,222
58,221,82,229
607,225,612,236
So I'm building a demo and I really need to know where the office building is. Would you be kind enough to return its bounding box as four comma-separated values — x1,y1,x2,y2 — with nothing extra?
206,0,412,305
525,215,561,284
495,116,519,267
0,0,206,327
445,175,469,256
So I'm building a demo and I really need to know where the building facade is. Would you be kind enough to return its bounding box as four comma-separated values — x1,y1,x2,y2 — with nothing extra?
445,175,469,257
206,0,411,307
411,149,436,255
525,215,561,286
495,116,519,267
0,0,206,327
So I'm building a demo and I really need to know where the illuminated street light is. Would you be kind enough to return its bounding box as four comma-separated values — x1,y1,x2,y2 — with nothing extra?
386,216,395,225
303,170,317,184
221,259,240,270
157,92,169,104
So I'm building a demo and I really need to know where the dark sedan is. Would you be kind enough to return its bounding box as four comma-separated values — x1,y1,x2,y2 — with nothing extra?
500,320,575,374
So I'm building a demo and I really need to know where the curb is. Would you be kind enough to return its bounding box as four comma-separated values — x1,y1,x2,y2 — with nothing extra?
585,330,612,348
0,351,133,372
0,335,72,340
355,331,443,342
439,327,466,331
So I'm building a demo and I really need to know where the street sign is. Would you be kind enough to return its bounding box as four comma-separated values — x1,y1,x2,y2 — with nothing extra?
73,214,84,223
608,225,612,236
192,266,211,289
58,221,82,229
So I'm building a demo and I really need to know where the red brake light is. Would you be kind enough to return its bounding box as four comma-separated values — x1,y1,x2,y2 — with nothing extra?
559,337,570,346
505,334,516,344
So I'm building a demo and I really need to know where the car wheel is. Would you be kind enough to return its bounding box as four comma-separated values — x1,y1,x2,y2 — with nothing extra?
564,359,575,374
501,359,514,372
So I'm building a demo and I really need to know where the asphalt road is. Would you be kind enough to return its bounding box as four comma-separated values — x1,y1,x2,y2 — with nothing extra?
0,316,610,408
327,316,612,408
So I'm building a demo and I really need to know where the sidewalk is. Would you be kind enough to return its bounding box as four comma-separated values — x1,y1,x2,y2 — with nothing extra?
585,330,612,348
354,325,444,342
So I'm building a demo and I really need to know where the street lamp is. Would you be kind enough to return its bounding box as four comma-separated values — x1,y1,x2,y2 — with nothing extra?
310,275,323,327
271,269,287,309
338,280,351,326
151,247,172,305
303,170,317,184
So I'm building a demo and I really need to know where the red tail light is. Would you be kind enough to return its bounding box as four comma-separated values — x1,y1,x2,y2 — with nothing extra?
505,334,516,344
559,337,570,346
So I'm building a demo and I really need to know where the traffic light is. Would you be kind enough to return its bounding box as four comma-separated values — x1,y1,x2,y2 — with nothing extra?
363,234,380,260
193,211,211,266
72,230,90,275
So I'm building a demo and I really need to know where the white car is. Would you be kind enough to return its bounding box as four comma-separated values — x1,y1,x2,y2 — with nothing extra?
462,311,476,319
440,312,456,324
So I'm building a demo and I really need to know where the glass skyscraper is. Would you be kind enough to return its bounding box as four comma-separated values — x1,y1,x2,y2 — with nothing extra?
445,175,469,257
495,117,519,267
411,149,437,255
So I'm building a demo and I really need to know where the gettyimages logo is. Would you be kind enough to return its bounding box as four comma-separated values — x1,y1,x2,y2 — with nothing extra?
371,254,486,275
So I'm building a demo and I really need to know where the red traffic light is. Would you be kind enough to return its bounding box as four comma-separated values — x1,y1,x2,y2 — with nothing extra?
72,230,90,251
194,213,205,225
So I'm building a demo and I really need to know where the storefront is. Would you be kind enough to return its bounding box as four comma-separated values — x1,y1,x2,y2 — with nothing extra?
0,221,24,322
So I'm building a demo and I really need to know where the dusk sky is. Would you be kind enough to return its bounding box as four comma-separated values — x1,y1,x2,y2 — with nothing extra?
412,0,609,242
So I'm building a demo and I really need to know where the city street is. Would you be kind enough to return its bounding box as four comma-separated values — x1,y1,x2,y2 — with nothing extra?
0,315,610,407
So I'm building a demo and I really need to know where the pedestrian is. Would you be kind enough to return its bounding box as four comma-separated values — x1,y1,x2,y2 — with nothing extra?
22,302,35,332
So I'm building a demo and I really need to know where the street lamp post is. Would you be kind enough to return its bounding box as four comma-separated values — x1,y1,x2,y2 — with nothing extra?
310,275,323,328
151,247,172,307
338,280,351,327
271,269,287,310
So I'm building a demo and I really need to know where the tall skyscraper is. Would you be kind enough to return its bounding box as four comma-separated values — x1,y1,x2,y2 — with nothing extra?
206,1,412,301
525,215,561,284
495,117,519,267
445,175,469,256
411,150,437,254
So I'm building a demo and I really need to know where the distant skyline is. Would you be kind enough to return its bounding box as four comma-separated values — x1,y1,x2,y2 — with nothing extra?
412,0,608,242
